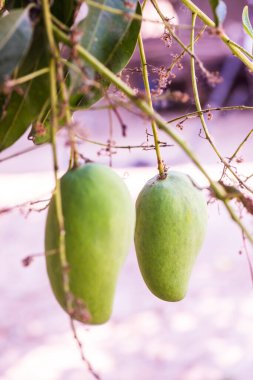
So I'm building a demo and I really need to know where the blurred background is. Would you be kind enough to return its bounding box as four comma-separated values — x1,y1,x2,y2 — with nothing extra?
1,1,253,379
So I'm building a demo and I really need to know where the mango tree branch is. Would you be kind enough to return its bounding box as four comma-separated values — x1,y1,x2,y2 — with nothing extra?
180,0,253,72
190,13,253,195
53,25,253,245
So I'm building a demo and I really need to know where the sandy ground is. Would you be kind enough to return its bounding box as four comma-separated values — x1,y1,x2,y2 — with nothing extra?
0,109,253,380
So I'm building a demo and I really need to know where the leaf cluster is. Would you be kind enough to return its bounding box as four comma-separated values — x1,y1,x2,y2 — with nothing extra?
0,0,141,151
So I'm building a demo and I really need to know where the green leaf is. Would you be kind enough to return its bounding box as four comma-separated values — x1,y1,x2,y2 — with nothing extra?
0,26,50,151
0,7,34,84
70,0,141,109
209,0,227,26
242,5,253,39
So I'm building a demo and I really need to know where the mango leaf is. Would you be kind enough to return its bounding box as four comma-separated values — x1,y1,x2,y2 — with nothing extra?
0,26,50,151
242,6,253,39
0,7,34,84
209,0,227,26
69,0,141,109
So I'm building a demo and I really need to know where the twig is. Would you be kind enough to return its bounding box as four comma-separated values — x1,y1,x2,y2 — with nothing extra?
138,26,165,178
75,134,172,150
151,0,195,59
167,106,253,125
166,24,206,77
0,197,51,216
5,68,49,88
242,233,253,287
189,13,253,195
22,249,58,267
180,0,253,72
0,146,41,163
229,129,253,163
70,319,101,380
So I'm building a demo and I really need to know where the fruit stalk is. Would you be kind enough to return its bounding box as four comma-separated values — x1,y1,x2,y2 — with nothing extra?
56,60,79,169
138,32,165,178
41,0,73,316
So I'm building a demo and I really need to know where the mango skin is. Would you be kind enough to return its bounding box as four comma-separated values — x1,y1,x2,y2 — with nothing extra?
45,164,135,324
134,171,208,302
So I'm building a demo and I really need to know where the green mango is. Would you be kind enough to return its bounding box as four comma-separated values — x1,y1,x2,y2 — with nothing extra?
45,164,135,324
134,171,208,301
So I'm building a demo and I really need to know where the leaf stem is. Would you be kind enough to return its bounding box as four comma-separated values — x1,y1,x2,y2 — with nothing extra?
138,32,165,178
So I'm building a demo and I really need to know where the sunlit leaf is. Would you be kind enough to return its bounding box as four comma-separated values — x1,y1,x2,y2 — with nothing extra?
242,5,253,39
209,0,227,26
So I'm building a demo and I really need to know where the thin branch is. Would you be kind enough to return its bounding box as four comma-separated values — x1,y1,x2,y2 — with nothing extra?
138,29,165,177
151,0,195,59
70,319,101,380
166,24,206,77
5,68,49,88
180,0,253,72
167,105,253,124
76,134,172,150
0,146,41,163
189,14,253,195
229,129,253,163
83,0,201,31
22,249,58,267
242,233,253,287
